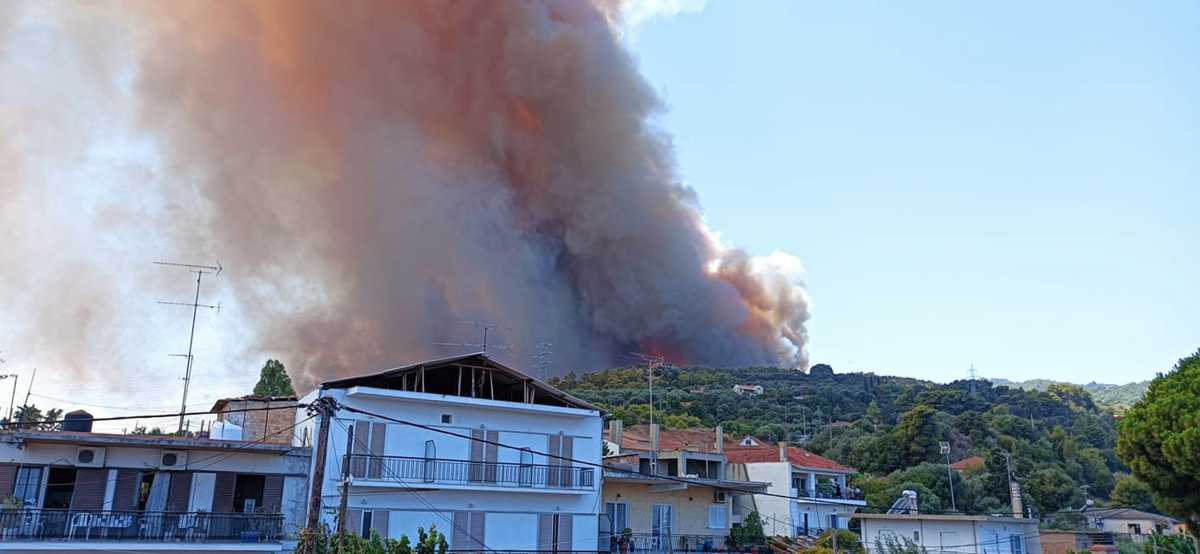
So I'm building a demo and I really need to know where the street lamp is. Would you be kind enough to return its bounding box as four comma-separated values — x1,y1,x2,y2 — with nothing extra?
0,374,18,422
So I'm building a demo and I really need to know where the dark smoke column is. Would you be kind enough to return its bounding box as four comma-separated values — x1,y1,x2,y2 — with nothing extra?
130,0,810,385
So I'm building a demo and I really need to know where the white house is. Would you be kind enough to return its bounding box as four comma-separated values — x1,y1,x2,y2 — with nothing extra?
0,410,311,553
296,353,604,553
853,513,1042,554
726,442,865,538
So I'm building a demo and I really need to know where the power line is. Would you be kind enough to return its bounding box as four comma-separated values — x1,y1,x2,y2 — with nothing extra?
9,403,302,428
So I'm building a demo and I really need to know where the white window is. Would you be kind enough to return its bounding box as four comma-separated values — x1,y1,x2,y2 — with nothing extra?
605,502,629,533
707,505,727,529
12,467,42,507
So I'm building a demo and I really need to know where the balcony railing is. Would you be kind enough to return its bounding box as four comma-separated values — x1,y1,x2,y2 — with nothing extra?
602,532,730,553
812,484,864,501
0,509,283,543
345,454,596,490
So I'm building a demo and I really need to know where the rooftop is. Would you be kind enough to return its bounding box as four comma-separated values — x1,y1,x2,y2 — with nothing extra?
1,430,304,454
852,513,1035,524
608,425,726,454
210,394,299,413
725,444,855,473
1084,508,1178,524
319,352,600,412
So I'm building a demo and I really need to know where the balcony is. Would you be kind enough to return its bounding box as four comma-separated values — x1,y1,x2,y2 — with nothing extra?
602,532,730,553
345,454,596,491
814,483,864,501
0,509,283,543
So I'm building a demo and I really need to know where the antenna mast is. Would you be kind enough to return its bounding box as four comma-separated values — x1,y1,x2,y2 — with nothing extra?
156,260,221,433
630,352,666,475
433,321,513,355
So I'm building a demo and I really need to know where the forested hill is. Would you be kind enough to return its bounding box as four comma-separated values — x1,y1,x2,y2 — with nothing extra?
551,365,1129,518
988,378,1149,411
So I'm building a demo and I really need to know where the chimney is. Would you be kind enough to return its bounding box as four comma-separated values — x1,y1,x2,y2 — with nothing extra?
609,420,624,453
650,423,661,453
778,441,788,462
715,425,724,453
1010,481,1024,518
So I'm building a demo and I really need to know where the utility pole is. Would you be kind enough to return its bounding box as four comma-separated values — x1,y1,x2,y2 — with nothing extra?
941,442,957,512
1003,451,1022,518
335,423,355,535
156,260,221,433
631,353,665,475
304,397,337,548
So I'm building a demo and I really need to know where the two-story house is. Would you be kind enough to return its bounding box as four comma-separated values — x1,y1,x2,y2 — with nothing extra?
0,409,310,552
297,353,604,553
726,442,865,538
600,423,769,552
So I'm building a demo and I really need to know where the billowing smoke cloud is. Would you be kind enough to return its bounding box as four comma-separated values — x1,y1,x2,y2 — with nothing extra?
2,0,808,389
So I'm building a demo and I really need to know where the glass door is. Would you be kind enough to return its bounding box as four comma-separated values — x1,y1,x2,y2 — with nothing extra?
651,505,672,552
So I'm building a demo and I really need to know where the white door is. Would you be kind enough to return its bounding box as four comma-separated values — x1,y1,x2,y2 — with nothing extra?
189,472,216,512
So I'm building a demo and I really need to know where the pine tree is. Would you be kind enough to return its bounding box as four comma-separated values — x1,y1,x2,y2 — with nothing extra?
253,359,297,396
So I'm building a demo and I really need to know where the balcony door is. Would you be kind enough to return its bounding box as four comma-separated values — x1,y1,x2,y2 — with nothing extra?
651,504,672,552
469,429,499,483
351,421,387,479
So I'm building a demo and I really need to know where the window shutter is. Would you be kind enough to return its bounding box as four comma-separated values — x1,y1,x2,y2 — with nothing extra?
452,511,470,549
262,475,284,512
561,436,574,487
469,511,486,552
0,464,16,496
372,510,390,539
212,472,236,513
537,514,554,552
69,468,107,510
352,421,370,478
547,434,562,487
368,423,386,479
556,514,573,552
469,429,485,482
484,431,499,483
112,469,140,511
346,508,362,537
166,472,192,512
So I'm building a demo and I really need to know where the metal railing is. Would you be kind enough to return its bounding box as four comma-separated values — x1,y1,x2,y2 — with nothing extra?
605,532,730,553
812,484,864,500
345,454,596,490
0,509,283,542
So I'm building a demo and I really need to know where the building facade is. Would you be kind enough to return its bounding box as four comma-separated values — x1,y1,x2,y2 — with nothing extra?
0,416,310,553
854,513,1042,554
600,423,769,552
296,353,603,553
726,443,866,538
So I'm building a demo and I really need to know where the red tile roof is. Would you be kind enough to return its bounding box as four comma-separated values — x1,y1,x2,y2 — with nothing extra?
725,445,855,473
606,425,726,453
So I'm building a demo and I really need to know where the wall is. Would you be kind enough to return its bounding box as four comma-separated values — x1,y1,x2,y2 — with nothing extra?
603,481,731,538
741,461,793,537
977,521,1041,554
1040,532,1087,554
218,398,302,445
313,386,604,552
859,518,979,554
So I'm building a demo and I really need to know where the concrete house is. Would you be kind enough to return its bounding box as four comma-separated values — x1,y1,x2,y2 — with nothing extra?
600,423,769,552
1082,508,1180,539
726,442,865,538
296,353,603,553
0,411,311,552
854,513,1042,554
212,396,302,445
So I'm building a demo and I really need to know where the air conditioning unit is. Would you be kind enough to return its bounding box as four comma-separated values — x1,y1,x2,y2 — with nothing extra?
75,447,106,468
714,491,730,503
158,450,188,469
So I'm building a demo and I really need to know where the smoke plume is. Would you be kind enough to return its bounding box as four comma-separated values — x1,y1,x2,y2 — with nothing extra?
2,1,809,389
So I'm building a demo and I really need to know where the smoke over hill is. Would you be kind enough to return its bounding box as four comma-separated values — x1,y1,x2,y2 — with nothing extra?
1,1,809,388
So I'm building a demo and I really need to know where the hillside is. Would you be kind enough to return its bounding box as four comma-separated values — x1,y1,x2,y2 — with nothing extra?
551,365,1123,517
988,377,1149,411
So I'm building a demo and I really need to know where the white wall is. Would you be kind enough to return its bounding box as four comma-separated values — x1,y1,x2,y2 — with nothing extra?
742,462,793,537
859,518,1041,554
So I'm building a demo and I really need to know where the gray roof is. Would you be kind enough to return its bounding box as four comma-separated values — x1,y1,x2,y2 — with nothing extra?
1084,508,1178,524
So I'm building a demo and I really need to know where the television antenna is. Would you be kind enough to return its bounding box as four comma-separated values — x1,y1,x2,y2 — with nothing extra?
434,321,513,355
156,260,221,433
627,352,669,475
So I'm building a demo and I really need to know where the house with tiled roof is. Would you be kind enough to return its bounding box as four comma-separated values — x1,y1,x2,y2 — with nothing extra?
726,442,865,538
950,456,986,472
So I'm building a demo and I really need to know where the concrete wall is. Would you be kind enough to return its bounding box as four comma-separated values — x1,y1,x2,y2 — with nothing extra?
309,386,604,552
741,461,793,537
859,518,1041,554
218,399,302,445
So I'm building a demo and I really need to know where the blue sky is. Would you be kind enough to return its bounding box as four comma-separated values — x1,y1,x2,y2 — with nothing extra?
627,1,1199,383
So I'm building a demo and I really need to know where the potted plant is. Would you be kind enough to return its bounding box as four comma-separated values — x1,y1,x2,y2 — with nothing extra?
618,527,633,554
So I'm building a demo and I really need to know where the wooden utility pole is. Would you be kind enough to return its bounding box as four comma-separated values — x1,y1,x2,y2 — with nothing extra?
335,424,355,535
303,396,336,550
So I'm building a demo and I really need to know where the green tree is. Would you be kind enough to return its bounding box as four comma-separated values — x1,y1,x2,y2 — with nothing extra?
1110,475,1157,513
1116,349,1200,533
1025,467,1080,514
728,512,767,548
891,405,943,467
253,359,297,396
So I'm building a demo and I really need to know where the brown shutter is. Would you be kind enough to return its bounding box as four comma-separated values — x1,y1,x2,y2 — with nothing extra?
469,511,486,552
372,509,390,539
368,423,386,479
469,429,485,482
112,469,140,511
0,464,16,496
547,434,562,487
351,421,369,478
212,472,236,513
166,472,192,512
484,431,499,483
70,468,107,510
561,436,574,487
262,475,284,512
538,514,554,552
452,511,470,548
346,508,362,536
556,514,573,552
